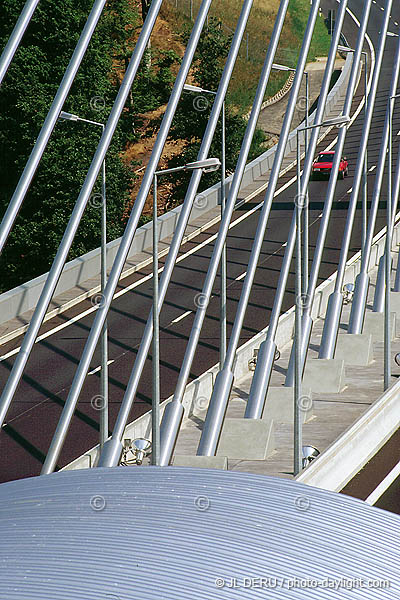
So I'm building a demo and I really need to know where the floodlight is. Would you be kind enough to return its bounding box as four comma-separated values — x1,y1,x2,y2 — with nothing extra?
394,353,400,367
302,445,320,469
121,438,152,466
342,282,355,304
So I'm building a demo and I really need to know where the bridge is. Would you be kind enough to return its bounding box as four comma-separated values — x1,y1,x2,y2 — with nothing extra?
0,0,400,596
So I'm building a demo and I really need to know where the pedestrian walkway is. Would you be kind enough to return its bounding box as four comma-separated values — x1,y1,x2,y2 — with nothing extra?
172,253,400,479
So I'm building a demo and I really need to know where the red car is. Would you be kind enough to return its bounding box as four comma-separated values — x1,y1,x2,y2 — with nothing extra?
311,150,348,179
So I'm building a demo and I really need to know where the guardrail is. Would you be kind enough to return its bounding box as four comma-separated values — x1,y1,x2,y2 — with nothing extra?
0,54,353,329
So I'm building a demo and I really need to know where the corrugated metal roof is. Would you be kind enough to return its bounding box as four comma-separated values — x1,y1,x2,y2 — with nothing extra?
0,466,399,599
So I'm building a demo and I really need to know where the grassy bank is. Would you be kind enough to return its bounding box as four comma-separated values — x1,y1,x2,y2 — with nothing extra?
160,0,331,111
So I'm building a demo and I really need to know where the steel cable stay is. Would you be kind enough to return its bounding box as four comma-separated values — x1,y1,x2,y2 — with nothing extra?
319,0,395,358
40,0,215,475
0,0,163,435
159,0,291,466
98,0,256,468
0,0,40,86
0,0,110,255
245,0,357,416
152,0,322,462
347,19,400,335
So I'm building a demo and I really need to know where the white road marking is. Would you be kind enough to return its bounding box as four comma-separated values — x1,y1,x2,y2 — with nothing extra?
170,310,192,325
88,359,115,376
235,272,247,281
365,461,400,505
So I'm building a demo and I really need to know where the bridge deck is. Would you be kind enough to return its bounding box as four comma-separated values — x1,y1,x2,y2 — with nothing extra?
173,256,400,478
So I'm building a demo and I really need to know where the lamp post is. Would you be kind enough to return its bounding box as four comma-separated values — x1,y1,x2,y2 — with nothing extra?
152,157,221,465
338,46,368,249
58,110,109,448
294,114,350,475
273,64,309,293
384,94,400,389
183,84,227,367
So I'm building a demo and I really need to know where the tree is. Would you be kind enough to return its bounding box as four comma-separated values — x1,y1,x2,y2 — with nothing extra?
164,18,267,206
0,0,139,291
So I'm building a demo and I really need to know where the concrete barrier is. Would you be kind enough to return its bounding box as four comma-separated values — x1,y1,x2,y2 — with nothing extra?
0,55,354,327
296,377,400,492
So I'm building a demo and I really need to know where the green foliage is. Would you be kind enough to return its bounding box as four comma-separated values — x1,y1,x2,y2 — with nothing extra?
0,0,139,292
165,17,267,205
288,0,331,62
130,49,180,114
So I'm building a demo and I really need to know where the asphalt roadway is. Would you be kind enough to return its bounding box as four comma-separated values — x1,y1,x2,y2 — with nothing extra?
1,0,400,488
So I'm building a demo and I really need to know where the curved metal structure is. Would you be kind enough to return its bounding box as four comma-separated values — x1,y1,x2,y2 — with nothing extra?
0,466,399,599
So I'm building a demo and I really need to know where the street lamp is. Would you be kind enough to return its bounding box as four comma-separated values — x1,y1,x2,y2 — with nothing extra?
338,46,369,249
183,84,227,368
273,64,309,293
152,157,220,465
294,114,350,475
58,110,109,449
384,93,400,389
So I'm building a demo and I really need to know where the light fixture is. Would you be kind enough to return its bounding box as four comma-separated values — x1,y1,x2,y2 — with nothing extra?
342,282,355,304
302,445,320,469
323,115,350,128
275,348,281,361
58,110,79,121
121,438,152,465
394,353,400,367
185,158,221,173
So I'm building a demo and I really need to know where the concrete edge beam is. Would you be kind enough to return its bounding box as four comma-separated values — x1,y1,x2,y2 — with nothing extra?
296,378,400,492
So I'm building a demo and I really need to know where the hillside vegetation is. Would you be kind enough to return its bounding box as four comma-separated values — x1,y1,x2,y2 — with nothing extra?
160,0,331,110
0,0,331,292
